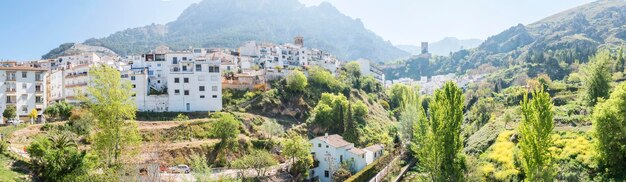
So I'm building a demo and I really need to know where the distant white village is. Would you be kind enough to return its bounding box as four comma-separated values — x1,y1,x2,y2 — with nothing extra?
0,36,390,123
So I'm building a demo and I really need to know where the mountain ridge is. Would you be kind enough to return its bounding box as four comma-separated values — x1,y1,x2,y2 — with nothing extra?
67,0,408,62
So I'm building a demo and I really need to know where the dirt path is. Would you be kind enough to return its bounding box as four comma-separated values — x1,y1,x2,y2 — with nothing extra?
138,121,182,131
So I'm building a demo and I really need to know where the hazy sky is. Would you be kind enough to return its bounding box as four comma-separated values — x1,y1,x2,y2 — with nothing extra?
0,0,595,60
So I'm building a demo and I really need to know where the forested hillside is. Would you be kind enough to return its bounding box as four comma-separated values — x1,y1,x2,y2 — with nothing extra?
386,0,626,81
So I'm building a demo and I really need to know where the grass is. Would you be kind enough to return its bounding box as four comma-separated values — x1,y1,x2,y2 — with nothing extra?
0,154,28,182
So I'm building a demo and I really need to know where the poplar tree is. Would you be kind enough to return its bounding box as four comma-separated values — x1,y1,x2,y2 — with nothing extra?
82,65,140,167
518,88,554,181
412,81,465,181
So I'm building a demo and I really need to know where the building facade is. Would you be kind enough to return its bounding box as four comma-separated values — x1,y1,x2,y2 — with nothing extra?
0,66,47,123
123,48,222,112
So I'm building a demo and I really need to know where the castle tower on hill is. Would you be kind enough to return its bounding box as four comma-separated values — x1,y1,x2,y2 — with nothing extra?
294,36,304,47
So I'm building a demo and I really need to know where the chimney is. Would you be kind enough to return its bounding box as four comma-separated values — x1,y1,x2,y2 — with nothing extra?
324,133,328,138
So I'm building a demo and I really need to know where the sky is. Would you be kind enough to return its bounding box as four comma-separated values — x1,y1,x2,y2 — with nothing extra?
0,0,595,60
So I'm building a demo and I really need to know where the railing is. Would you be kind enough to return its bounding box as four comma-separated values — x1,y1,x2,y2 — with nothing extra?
5,89,16,93
66,83,87,88
6,77,16,81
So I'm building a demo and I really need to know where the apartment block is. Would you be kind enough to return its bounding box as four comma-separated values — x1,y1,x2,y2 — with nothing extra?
0,66,47,123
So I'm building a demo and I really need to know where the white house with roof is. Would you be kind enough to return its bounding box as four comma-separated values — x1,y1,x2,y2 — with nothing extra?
309,134,384,182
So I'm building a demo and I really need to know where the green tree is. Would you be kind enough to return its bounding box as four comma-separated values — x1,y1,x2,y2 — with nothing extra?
283,132,313,179
232,150,278,178
27,134,89,181
518,88,555,181
259,119,284,139
360,76,382,93
189,153,212,181
44,101,74,121
286,70,308,92
2,105,16,121
309,66,344,92
310,93,349,134
583,50,612,106
411,81,465,181
82,65,140,167
210,112,240,144
342,61,362,88
593,82,626,177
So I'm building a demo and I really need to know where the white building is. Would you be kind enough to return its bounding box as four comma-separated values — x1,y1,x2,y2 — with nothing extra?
0,66,47,123
356,59,385,84
123,48,222,112
310,134,384,182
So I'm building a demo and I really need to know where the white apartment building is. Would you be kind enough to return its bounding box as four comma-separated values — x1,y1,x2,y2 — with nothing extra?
123,48,222,112
310,134,384,182
356,59,385,84
0,66,47,123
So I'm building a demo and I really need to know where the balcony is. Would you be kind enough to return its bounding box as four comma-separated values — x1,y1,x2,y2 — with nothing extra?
66,83,88,88
5,77,16,81
5,88,16,94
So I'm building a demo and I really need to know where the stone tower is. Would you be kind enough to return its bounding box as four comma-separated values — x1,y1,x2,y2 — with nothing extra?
294,36,304,47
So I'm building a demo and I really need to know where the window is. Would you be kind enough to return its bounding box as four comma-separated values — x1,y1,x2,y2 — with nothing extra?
184,78,189,83
132,84,136,88
157,80,161,83
318,143,321,148
212,86,218,91
148,71,154,76
173,57,178,64
199,86,205,91
186,103,190,111
157,63,161,67
22,106,28,112
340,155,343,162
200,95,205,98
208,66,220,73
326,145,328,148
22,83,27,89
174,78,179,83
196,64,202,71
182,57,187,61
324,171,329,178
22,71,27,78
182,65,188,71
212,95,217,98
184,90,189,95
131,76,136,81
174,89,180,95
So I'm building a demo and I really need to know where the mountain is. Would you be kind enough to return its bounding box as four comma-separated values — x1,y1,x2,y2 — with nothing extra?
77,0,408,62
386,0,626,80
42,43,118,59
